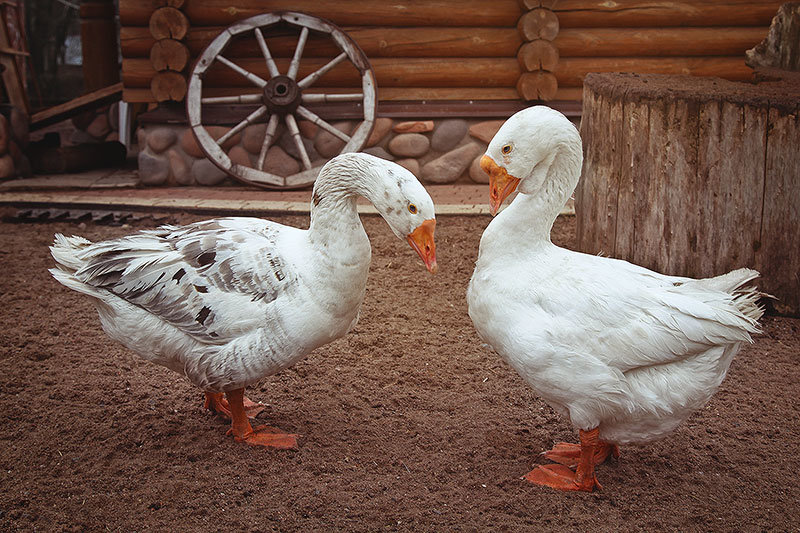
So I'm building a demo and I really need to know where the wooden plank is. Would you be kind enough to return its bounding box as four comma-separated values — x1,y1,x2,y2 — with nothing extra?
121,26,523,59
757,106,800,315
555,27,769,57
555,0,785,28
120,0,523,27
555,56,755,88
31,82,123,130
123,57,521,88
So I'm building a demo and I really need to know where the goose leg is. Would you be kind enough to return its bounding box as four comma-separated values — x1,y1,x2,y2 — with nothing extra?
543,439,619,468
224,388,298,449
524,428,603,492
204,391,265,420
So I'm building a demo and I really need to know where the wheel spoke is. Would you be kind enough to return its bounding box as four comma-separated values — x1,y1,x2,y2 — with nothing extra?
216,106,268,147
297,52,347,89
257,114,280,170
254,27,280,78
201,94,263,104
286,27,309,80
296,106,351,144
301,93,364,103
284,114,312,170
216,55,267,88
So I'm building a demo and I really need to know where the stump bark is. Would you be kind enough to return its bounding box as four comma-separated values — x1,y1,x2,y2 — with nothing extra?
576,72,800,316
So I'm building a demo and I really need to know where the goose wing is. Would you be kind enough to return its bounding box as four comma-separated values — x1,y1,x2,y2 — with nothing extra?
70,217,301,344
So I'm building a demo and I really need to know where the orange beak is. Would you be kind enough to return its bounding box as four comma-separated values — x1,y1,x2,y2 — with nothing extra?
481,155,521,216
406,218,438,274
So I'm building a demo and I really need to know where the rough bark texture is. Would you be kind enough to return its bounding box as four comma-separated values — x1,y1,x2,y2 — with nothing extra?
577,72,800,316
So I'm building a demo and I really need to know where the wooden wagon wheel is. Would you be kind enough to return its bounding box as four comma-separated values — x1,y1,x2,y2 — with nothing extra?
186,12,376,189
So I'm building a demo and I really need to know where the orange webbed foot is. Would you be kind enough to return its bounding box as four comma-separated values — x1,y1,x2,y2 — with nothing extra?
543,441,620,468
524,464,601,492
204,392,265,420
525,428,609,492
226,425,299,449
223,388,298,449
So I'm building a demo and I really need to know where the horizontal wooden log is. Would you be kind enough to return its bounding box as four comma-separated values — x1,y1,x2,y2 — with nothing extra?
150,38,189,71
555,56,755,88
121,0,522,27
150,70,187,101
555,0,785,28
124,57,521,88
516,70,558,100
149,6,189,40
555,27,769,57
518,39,559,71
518,8,559,41
123,86,523,103
121,26,522,59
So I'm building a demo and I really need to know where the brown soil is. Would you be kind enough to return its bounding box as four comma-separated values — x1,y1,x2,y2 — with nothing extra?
1,210,798,532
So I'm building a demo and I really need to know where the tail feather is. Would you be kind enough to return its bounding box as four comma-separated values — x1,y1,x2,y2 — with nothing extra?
708,267,765,330
50,233,108,299
49,267,106,298
50,233,93,274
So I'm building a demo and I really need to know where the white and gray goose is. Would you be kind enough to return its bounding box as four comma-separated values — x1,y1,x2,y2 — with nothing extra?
51,152,437,448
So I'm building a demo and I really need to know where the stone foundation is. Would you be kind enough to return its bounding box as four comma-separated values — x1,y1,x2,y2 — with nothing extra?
135,116,509,187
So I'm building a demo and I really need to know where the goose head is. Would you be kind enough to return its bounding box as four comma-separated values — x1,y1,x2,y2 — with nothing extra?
480,106,582,216
315,153,438,273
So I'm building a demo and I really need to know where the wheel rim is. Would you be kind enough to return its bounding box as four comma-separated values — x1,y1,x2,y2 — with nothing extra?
186,11,377,189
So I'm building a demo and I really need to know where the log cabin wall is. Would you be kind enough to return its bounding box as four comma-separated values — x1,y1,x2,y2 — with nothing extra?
552,0,786,101
120,0,785,106
120,1,790,189
119,0,526,103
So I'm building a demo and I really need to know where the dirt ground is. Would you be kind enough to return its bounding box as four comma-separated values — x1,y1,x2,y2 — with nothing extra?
1,208,798,532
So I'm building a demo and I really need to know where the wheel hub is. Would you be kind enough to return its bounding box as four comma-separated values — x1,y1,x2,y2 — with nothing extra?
263,75,301,114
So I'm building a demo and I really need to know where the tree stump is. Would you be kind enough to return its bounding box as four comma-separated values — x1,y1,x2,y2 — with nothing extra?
576,72,800,316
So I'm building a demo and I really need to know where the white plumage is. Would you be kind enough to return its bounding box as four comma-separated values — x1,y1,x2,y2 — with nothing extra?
467,106,763,491
50,152,437,448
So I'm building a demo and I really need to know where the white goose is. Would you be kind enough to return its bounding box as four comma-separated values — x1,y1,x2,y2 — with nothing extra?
467,106,763,491
51,152,437,448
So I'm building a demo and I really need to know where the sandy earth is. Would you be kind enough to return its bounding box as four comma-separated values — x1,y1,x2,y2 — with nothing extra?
0,209,798,532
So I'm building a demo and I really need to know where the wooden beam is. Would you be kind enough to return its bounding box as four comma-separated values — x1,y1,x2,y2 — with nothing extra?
31,82,123,130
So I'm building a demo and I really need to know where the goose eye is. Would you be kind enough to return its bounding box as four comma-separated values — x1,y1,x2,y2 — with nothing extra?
407,203,418,214
501,144,513,155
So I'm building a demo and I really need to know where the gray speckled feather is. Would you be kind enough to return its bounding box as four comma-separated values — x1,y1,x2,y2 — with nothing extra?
67,217,297,345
